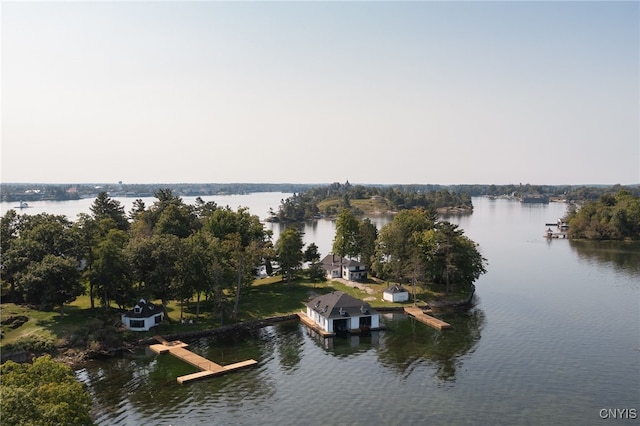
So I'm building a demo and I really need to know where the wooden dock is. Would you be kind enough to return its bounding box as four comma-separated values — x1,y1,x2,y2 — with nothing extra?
150,336,257,384
404,307,451,330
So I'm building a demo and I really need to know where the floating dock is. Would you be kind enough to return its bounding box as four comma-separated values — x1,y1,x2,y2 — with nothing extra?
404,307,451,330
150,336,257,384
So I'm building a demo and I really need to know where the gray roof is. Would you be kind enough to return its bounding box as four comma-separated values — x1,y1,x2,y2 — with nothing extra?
122,299,163,319
320,254,365,270
384,284,408,294
306,291,378,319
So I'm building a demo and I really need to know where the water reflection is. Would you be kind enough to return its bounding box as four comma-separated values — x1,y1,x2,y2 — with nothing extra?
304,327,381,354
569,240,640,279
269,321,304,371
377,307,485,382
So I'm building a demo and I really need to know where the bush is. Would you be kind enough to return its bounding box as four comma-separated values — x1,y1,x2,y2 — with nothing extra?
2,335,56,354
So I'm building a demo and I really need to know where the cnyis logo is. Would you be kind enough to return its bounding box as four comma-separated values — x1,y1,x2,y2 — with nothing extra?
599,408,638,420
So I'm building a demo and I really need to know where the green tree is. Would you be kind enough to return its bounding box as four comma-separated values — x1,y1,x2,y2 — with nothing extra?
567,190,640,240
71,213,99,308
372,208,437,281
90,229,131,309
18,254,83,317
419,222,487,295
0,355,93,426
131,189,197,238
303,242,321,263
332,209,360,259
2,213,82,314
204,207,271,320
358,218,378,271
90,191,129,231
173,231,220,319
126,234,181,319
276,227,305,285
0,209,21,300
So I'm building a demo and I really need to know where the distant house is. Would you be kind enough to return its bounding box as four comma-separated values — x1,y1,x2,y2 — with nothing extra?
121,299,164,332
305,291,380,334
321,254,367,282
383,284,409,303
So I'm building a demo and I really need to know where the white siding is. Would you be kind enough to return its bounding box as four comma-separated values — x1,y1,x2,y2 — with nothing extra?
371,314,380,328
383,291,409,303
349,317,359,330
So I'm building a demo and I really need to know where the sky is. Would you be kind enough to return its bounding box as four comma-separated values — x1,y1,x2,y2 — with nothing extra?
1,1,638,186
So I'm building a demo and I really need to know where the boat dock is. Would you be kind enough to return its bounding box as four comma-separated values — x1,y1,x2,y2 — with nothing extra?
150,336,257,384
404,307,451,330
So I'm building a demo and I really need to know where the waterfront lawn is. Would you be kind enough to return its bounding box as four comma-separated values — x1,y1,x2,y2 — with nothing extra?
1,275,472,353
1,295,98,350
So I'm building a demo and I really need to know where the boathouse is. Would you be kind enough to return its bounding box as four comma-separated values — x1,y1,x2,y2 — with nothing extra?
305,291,380,334
383,284,409,303
121,299,164,332
321,254,367,281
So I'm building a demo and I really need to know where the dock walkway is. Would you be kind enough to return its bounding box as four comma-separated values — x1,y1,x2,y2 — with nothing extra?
150,336,257,384
404,307,451,330
296,312,335,337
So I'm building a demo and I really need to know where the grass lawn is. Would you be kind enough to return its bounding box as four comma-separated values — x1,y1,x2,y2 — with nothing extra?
1,295,95,348
316,197,392,217
1,275,471,351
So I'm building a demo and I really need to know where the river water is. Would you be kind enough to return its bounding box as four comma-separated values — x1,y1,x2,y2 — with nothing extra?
2,194,639,425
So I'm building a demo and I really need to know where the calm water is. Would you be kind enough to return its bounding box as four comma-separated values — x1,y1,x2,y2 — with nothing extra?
4,195,639,425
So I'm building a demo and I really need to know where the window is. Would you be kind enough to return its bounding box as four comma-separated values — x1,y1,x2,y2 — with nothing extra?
130,319,145,328
154,315,162,324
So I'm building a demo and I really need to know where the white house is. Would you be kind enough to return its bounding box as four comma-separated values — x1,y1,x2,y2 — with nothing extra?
305,291,380,334
121,299,164,332
321,254,367,282
383,284,410,303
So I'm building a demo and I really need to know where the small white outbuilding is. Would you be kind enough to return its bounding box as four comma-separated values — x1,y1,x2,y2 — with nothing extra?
121,299,164,332
383,284,409,303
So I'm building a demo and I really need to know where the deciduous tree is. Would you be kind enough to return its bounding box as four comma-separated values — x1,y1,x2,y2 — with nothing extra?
18,254,83,317
276,227,305,285
0,355,93,426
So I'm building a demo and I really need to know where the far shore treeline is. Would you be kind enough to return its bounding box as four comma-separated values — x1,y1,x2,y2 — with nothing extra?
2,181,638,203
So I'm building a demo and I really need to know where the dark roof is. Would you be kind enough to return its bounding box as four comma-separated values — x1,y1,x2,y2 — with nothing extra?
122,299,163,319
320,254,365,270
384,284,408,294
306,291,378,319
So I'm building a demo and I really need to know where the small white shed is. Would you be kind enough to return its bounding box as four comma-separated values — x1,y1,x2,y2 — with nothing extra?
121,299,164,332
383,284,409,303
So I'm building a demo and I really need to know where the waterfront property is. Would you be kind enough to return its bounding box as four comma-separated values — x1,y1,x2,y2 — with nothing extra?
121,299,164,332
304,291,381,335
383,284,409,302
321,254,367,281
149,336,257,384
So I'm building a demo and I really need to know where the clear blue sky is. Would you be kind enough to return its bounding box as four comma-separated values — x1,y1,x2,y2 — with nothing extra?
2,1,638,185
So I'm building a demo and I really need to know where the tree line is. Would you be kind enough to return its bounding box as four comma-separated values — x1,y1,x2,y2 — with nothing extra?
2,188,488,323
330,208,487,296
268,182,640,223
566,190,640,240
1,190,274,323
269,181,474,222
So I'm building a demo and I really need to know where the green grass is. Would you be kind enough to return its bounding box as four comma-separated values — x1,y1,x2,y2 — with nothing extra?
316,197,392,217
1,299,93,348
1,275,472,351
